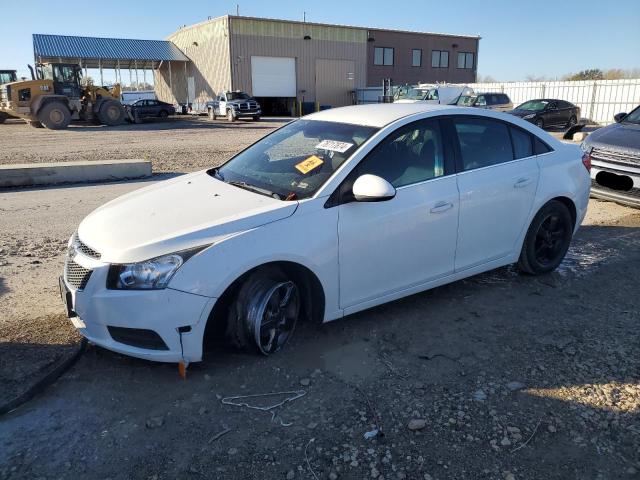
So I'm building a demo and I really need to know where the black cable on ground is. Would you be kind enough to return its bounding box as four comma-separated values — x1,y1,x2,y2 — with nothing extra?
0,338,87,417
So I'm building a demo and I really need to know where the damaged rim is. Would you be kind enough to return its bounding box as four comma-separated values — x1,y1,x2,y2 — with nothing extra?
252,281,299,355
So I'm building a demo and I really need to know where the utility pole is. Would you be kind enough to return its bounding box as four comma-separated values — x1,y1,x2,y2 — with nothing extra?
236,4,239,16
303,11,306,22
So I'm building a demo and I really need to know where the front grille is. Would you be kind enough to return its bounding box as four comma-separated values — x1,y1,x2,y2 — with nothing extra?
73,233,101,259
65,260,93,290
107,326,169,350
238,101,258,111
591,179,640,199
591,147,640,168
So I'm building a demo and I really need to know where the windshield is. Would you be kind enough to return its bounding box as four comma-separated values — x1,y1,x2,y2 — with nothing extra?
621,106,640,124
227,92,251,100
403,88,427,100
517,100,548,111
456,95,476,106
0,72,16,84
213,120,379,200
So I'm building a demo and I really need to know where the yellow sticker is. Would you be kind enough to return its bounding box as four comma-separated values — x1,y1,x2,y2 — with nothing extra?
295,155,324,174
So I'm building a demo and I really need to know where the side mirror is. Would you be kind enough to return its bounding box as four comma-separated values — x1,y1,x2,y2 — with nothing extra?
614,112,627,123
352,174,396,202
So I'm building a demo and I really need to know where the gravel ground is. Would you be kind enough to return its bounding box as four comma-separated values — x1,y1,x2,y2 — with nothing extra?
0,116,286,173
0,120,639,479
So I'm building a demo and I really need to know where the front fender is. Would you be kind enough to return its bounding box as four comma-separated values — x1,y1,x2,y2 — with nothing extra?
31,94,69,115
168,200,341,322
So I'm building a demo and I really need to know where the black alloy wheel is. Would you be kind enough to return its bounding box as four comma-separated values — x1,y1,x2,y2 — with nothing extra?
518,200,573,275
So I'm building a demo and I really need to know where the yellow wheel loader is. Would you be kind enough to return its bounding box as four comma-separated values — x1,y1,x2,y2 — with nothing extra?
0,63,129,129
0,70,17,123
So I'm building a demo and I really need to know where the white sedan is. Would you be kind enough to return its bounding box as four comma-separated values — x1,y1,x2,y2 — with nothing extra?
60,104,591,363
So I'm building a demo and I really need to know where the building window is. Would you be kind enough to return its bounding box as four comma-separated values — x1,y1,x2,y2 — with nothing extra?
412,49,422,67
457,52,474,69
431,50,449,68
374,47,394,66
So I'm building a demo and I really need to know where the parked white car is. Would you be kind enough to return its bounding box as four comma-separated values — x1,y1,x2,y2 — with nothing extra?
60,104,590,364
395,85,474,105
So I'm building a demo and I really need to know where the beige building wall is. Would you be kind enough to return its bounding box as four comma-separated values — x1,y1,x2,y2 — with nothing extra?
228,17,367,104
155,16,231,105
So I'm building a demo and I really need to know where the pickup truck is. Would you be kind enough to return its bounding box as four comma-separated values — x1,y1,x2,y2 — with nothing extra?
206,91,262,122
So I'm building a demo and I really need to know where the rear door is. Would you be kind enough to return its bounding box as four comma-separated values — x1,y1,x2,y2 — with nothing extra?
451,116,540,270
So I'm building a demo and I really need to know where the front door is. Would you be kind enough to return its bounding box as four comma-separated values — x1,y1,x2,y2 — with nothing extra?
337,118,459,309
451,116,539,270
545,101,562,126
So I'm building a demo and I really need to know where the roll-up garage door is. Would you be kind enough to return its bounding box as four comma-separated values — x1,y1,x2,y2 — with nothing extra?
251,56,296,97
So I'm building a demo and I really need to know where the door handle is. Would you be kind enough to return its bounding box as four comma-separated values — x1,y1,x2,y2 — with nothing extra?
430,201,454,214
514,177,532,188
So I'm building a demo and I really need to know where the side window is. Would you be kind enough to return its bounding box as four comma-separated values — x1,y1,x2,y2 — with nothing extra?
534,137,552,154
454,117,513,171
475,95,486,106
357,119,446,188
510,127,533,159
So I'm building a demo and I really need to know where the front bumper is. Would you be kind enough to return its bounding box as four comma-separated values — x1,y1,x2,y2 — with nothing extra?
590,160,640,208
233,108,261,118
61,251,216,363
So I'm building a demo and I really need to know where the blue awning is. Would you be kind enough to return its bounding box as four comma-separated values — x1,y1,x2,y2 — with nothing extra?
33,34,189,69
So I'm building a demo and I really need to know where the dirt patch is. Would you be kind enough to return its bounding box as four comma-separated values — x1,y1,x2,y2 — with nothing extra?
0,117,284,173
0,205,638,480
0,313,82,407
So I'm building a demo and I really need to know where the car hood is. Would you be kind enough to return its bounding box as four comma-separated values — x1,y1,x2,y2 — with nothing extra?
77,171,297,263
585,122,640,154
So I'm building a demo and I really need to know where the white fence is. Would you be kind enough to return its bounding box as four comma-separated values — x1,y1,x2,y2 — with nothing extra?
468,79,640,125
355,79,640,125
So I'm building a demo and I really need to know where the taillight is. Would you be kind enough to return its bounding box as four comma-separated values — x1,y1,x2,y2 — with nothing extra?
581,151,592,172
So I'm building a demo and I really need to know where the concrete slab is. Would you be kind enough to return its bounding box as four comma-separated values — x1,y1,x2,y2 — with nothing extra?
0,160,152,188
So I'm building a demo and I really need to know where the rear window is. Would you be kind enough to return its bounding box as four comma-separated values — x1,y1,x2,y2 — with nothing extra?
510,127,533,159
454,117,513,170
534,137,553,154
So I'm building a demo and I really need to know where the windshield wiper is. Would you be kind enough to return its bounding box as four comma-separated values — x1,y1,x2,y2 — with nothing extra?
227,181,281,199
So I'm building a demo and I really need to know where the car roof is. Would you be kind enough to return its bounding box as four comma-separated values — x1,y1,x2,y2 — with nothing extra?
306,103,456,128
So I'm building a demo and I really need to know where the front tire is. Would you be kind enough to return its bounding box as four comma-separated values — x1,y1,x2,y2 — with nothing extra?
38,102,71,130
98,100,125,126
0,112,7,124
226,269,301,355
518,200,573,275
253,115,261,121
535,118,545,129
158,110,168,119
227,109,236,122
566,115,577,128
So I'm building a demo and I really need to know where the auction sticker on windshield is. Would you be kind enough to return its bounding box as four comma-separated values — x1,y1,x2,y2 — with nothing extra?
315,140,353,153
295,155,324,174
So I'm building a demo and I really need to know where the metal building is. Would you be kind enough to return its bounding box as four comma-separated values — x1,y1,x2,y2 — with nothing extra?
155,16,480,114
32,34,189,90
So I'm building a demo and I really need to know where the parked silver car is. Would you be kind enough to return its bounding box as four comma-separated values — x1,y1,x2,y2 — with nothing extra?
582,106,640,208
456,92,513,112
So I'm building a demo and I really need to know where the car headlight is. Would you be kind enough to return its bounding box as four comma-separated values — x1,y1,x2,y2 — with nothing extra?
580,141,591,152
523,114,535,119
107,247,206,290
